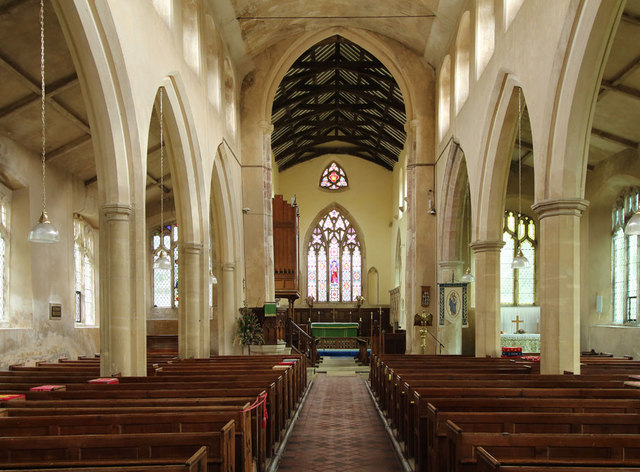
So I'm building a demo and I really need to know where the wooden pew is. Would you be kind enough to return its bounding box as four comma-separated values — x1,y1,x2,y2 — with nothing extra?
0,430,234,472
0,446,206,472
444,414,640,472
476,445,640,472
0,411,252,472
447,430,640,472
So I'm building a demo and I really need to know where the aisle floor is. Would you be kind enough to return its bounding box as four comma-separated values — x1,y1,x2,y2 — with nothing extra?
277,372,402,472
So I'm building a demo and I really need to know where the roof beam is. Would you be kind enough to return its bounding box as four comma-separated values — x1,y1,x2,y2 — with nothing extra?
600,81,640,101
0,53,90,134
598,53,640,101
0,74,78,120
591,127,638,148
46,134,92,163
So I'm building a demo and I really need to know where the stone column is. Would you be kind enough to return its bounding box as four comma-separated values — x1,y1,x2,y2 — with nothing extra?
100,203,144,376
179,242,206,358
470,240,504,357
219,262,238,354
242,121,275,306
532,198,589,374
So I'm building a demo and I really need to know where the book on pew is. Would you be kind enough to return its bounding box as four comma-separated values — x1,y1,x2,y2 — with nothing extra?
0,394,25,401
89,378,119,384
30,385,66,391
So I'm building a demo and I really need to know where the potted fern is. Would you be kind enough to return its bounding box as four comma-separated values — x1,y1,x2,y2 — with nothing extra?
236,302,264,355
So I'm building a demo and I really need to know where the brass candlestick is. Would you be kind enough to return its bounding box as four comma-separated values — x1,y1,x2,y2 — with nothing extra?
418,311,429,355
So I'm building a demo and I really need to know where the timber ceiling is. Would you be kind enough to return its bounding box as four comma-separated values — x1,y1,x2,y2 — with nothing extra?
271,35,406,171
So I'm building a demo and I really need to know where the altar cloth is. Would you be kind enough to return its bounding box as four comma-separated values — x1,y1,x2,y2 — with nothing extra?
311,322,359,338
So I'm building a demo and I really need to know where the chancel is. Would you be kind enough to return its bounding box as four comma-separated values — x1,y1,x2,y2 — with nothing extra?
0,0,638,470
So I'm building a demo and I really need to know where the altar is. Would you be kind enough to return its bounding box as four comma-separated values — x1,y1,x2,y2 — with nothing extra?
500,333,540,353
311,322,359,338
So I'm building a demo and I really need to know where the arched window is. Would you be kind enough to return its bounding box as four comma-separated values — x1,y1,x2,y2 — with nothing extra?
0,188,10,322
152,223,179,308
500,210,536,305
319,162,348,190
612,189,639,323
74,215,96,325
307,208,361,302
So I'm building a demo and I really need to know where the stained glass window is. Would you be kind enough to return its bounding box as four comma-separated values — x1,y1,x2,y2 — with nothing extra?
500,210,536,306
153,223,179,308
0,195,8,322
73,215,96,325
612,189,640,323
307,209,361,302
319,162,349,190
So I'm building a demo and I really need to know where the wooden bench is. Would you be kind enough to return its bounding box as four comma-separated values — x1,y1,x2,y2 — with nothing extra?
447,431,640,472
0,430,234,472
0,410,252,472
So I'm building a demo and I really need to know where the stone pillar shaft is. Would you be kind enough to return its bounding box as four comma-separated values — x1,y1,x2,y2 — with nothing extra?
100,203,144,376
220,262,237,354
470,240,504,357
179,242,205,358
532,199,589,374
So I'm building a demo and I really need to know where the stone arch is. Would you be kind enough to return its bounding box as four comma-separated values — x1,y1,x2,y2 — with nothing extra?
475,74,524,242
52,1,133,204
260,27,417,132
440,140,470,262
546,1,625,201
210,141,243,354
455,11,471,113
151,77,205,245
302,202,367,302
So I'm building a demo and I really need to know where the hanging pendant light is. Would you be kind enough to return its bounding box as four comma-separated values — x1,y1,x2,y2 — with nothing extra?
29,0,59,244
153,88,171,270
511,88,529,269
461,267,474,283
625,209,640,235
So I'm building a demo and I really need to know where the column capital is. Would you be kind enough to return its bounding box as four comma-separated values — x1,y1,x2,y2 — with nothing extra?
438,260,463,270
470,240,505,253
102,203,133,221
531,198,589,219
404,119,419,134
181,242,203,255
259,120,274,134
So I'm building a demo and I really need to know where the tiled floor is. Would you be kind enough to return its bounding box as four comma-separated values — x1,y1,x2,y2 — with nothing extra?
277,373,402,472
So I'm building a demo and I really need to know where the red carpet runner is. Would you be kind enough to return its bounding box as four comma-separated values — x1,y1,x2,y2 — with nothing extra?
277,373,402,471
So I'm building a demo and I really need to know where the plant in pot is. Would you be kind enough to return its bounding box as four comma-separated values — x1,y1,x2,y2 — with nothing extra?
236,302,264,355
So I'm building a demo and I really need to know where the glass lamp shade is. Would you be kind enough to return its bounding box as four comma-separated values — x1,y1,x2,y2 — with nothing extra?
460,267,474,283
210,273,218,285
511,248,530,269
28,211,60,243
154,251,172,270
625,211,640,235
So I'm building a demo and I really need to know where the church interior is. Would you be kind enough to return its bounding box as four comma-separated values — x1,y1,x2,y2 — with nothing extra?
0,0,640,470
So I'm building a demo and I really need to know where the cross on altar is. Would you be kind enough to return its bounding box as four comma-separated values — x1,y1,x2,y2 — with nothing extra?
512,315,524,333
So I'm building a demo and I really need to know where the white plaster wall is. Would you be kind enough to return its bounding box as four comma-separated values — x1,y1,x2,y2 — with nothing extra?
0,135,100,369
277,154,394,307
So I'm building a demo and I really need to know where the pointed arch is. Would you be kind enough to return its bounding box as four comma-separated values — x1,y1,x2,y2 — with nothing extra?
210,141,243,354
260,27,417,130
303,203,367,303
152,76,205,245
546,1,624,200
475,74,524,242
440,140,471,262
